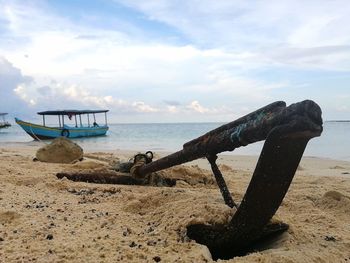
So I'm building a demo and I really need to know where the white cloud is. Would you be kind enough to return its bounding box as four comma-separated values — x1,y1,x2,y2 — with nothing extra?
186,101,209,113
185,100,232,115
14,85,36,106
116,0,350,70
132,101,159,113
1,0,350,121
11,75,241,121
185,73,287,103
167,105,179,113
0,56,34,116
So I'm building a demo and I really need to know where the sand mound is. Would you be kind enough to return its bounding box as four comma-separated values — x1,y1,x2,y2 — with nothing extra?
218,163,235,173
158,165,215,186
70,161,107,170
84,152,120,165
0,211,21,224
36,137,83,163
315,190,350,214
329,165,346,170
123,189,235,230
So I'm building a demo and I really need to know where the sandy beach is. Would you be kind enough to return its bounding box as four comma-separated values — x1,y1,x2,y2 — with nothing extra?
1,145,350,262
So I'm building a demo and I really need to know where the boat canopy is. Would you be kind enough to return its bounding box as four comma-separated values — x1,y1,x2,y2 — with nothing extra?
37,110,109,115
36,110,109,128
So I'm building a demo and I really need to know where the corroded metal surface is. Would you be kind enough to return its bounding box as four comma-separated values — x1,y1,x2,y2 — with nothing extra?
187,114,321,258
133,99,323,258
207,154,237,208
136,100,322,177
135,100,322,209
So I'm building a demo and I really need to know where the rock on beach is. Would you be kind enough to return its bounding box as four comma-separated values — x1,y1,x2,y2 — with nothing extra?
36,137,83,163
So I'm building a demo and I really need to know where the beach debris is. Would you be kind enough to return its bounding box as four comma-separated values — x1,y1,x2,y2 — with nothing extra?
67,188,95,195
110,152,153,173
57,151,215,187
57,161,214,187
57,168,177,187
324,235,336,242
153,256,161,262
113,161,134,173
36,137,83,163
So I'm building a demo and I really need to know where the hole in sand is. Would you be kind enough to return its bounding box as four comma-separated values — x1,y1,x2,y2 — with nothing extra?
187,221,288,260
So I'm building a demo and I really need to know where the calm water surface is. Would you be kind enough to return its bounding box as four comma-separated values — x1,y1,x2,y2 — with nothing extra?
0,121,349,161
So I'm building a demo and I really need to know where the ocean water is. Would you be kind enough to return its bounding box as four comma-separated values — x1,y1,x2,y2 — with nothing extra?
0,121,349,161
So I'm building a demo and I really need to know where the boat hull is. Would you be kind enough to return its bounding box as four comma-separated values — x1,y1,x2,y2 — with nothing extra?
15,118,108,140
0,123,11,129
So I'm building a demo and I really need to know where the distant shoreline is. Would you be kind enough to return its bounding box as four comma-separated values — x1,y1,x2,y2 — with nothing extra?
325,120,350,122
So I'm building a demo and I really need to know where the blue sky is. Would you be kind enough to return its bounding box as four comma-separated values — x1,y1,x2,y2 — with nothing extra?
0,0,349,122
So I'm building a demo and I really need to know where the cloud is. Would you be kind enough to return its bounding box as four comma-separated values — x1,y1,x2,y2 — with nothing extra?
14,85,36,106
166,105,179,114
1,0,349,122
3,0,349,80
117,0,350,45
14,81,161,115
36,85,52,96
0,56,34,117
9,73,240,122
260,45,350,71
132,101,159,113
186,101,209,113
163,100,180,106
116,0,350,70
185,100,232,115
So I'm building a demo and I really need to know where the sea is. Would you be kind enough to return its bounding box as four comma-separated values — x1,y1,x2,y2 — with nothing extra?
0,121,349,161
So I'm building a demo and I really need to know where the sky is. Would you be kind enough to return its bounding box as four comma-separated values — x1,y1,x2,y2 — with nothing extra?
0,0,349,123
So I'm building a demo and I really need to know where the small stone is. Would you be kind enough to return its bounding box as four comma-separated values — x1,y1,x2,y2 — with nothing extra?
147,240,157,246
46,234,53,240
325,235,336,242
146,227,154,233
153,256,161,262
129,241,137,248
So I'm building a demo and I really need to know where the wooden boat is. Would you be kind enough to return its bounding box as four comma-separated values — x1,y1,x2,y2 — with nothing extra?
0,113,11,129
15,110,109,140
